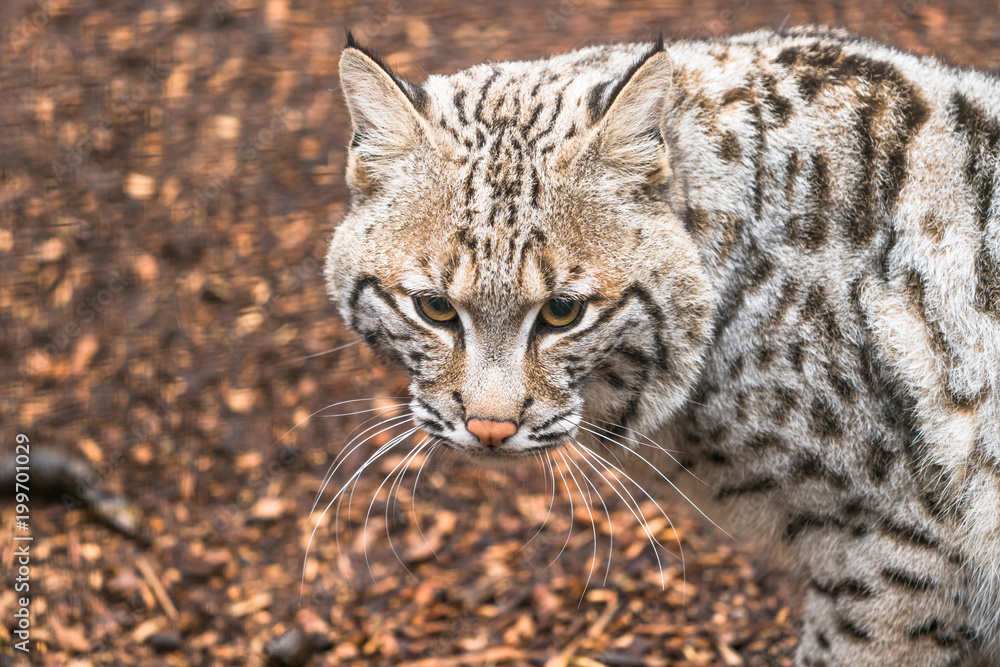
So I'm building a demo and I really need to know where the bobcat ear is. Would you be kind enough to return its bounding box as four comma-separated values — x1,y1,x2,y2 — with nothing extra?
571,43,673,177
339,32,431,194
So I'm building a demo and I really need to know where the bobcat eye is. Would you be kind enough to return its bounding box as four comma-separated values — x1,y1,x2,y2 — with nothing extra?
539,298,583,328
415,295,458,323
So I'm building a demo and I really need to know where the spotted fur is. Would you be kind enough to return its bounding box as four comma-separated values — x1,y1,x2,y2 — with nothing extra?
326,27,1000,665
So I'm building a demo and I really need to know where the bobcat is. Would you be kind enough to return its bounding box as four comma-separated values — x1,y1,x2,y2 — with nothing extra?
324,26,1000,666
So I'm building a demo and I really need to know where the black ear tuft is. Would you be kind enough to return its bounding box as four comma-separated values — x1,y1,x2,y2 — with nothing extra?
345,28,362,50
342,29,428,115
589,39,668,127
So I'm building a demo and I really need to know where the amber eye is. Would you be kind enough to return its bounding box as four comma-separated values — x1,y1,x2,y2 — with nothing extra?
539,298,583,328
416,295,457,323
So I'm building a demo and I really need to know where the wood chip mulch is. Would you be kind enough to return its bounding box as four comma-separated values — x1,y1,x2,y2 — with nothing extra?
3,1,998,665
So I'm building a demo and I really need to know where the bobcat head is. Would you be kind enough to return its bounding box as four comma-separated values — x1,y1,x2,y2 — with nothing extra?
325,35,712,464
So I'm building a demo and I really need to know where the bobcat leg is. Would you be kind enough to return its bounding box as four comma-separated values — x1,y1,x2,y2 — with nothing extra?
794,533,980,667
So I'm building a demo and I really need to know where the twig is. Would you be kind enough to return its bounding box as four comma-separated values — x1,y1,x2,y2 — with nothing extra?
136,555,179,621
396,647,536,667
544,590,620,667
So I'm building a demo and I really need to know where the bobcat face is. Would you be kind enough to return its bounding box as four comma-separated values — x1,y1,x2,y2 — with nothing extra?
325,35,712,463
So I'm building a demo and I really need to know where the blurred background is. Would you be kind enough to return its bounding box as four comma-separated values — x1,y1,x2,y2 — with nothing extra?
2,1,998,665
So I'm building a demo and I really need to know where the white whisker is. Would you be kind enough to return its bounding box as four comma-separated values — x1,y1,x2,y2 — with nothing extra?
318,407,410,498
581,423,632,474
575,420,719,496
338,425,419,543
562,450,613,598
568,440,669,587
366,436,430,582
274,396,409,450
550,452,576,566
295,338,363,361
581,417,681,456
389,436,430,523
301,426,419,602
330,414,414,547
556,448,598,601
312,412,413,514
570,437,681,551
410,439,443,560
571,439,688,591
317,405,409,418
587,432,732,540
517,451,557,555
545,452,558,536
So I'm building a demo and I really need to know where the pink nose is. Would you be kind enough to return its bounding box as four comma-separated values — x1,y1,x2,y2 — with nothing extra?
466,419,518,447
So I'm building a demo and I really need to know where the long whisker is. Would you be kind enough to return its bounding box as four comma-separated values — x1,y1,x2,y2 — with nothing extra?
568,440,667,586
570,437,680,551
562,450,612,599
388,435,435,528
347,427,411,526
312,411,413,514
585,416,683,454
275,396,410,514
544,451,558,539
556,448,598,598
573,442,669,588
302,426,419,601
319,402,411,455
562,446,616,587
580,418,724,503
317,405,410,418
516,450,557,556
320,406,408,471
274,396,409,449
571,439,683,590
555,420,675,548
582,427,732,539
317,406,410,503
576,420,718,500
295,338,362,361
333,414,415,547
366,436,430,582
410,439,442,559
550,452,576,567
558,421,682,551
336,425,418,545
578,422,632,476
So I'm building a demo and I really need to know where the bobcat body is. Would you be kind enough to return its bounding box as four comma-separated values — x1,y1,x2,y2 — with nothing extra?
326,27,1000,665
